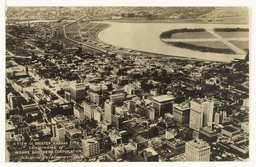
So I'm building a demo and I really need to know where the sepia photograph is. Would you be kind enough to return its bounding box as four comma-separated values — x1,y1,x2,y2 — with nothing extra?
5,6,250,162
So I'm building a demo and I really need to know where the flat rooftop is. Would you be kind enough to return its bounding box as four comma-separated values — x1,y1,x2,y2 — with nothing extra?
83,138,98,144
186,139,210,150
192,98,213,104
223,126,239,133
125,121,149,134
54,114,69,122
109,132,122,140
27,117,46,125
144,147,158,156
66,128,81,135
173,102,190,110
6,120,16,131
168,139,185,146
152,95,174,103
201,126,217,133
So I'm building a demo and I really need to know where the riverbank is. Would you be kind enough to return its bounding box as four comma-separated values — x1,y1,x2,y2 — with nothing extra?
97,21,248,62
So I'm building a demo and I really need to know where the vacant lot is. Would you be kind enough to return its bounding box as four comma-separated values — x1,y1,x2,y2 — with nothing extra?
229,40,249,51
171,31,215,39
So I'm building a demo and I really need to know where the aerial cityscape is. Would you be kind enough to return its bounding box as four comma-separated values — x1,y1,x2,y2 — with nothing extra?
5,7,249,162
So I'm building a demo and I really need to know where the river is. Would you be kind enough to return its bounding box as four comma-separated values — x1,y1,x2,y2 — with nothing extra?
98,21,249,61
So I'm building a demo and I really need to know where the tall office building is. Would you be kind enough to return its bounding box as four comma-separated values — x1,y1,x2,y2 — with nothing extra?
83,102,97,119
104,100,115,123
88,92,101,105
145,107,155,120
70,82,86,102
94,109,102,123
88,83,108,93
74,106,85,120
152,95,174,118
185,139,210,161
111,114,125,129
51,119,65,142
214,112,221,125
82,138,100,157
173,102,190,126
110,93,125,104
54,126,65,142
203,100,214,128
189,98,214,132
124,84,136,95
7,92,19,110
64,91,71,103
222,111,228,122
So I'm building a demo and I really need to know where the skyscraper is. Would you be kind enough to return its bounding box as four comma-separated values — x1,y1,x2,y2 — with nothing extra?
185,139,210,161
70,82,86,102
189,98,214,133
88,92,101,105
51,119,65,142
64,91,71,103
152,95,174,118
83,102,97,119
214,112,221,125
173,102,190,126
104,100,115,123
110,93,125,104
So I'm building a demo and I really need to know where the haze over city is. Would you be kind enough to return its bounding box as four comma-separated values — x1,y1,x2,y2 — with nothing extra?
5,7,249,162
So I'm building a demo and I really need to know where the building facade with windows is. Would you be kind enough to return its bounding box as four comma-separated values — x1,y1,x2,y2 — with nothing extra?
189,98,214,133
185,139,210,161
152,95,174,118
82,138,100,157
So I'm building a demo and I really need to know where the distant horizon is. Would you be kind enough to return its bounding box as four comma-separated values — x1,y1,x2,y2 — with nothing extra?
4,6,250,163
